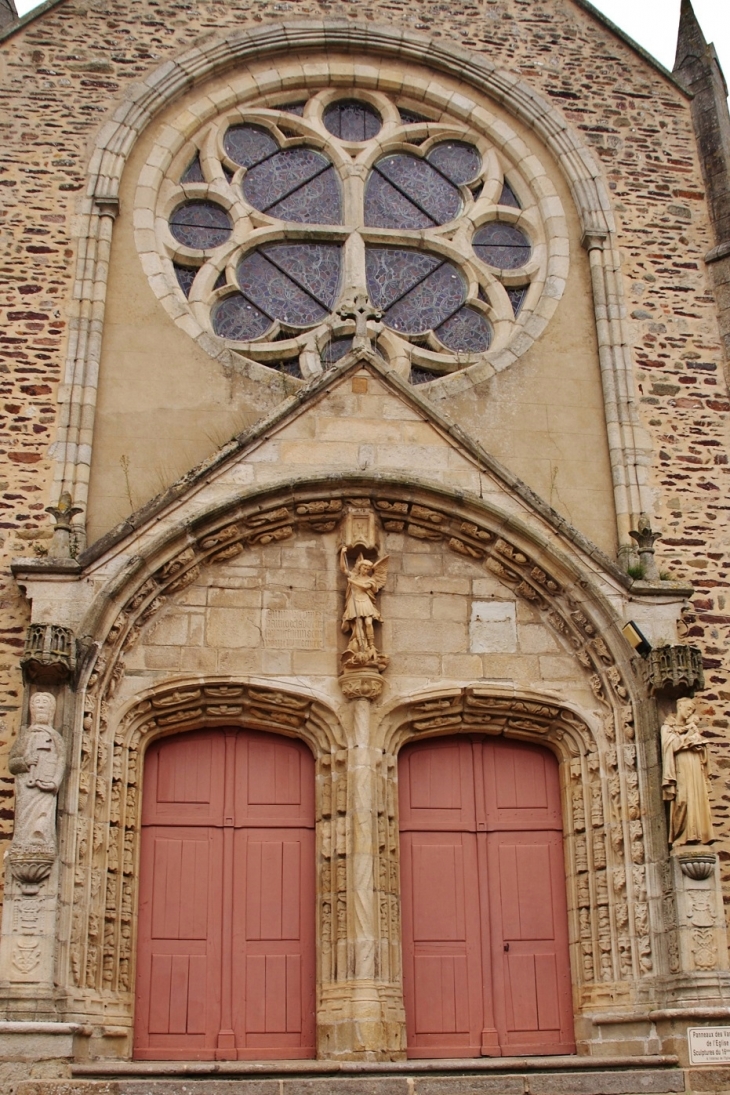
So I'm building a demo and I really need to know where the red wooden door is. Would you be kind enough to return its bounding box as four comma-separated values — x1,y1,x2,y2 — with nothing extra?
399,736,574,1059
134,728,315,1061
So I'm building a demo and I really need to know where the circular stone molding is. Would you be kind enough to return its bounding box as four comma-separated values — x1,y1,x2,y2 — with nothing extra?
135,54,568,389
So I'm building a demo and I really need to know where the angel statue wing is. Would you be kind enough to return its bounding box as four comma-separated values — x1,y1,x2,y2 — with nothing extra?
371,555,389,593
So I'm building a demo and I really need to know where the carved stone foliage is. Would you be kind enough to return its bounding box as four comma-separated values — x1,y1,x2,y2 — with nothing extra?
318,749,348,987
383,687,651,994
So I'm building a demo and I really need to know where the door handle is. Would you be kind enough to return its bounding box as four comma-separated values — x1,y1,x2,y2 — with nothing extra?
504,943,510,952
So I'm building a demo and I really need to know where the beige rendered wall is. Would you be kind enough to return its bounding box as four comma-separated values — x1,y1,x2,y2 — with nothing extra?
85,54,614,552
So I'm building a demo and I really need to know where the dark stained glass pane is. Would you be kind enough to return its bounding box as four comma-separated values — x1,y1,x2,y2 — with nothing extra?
427,141,481,185
473,222,531,269
237,243,341,328
364,170,433,230
507,285,528,315
270,359,303,377
375,259,466,336
170,201,232,249
173,264,197,296
399,107,429,124
321,337,353,366
323,100,381,141
213,293,272,340
181,155,204,183
499,181,521,208
261,242,341,308
436,306,492,352
243,148,342,224
213,270,227,291
366,248,442,311
223,124,278,168
268,166,341,225
410,366,434,384
365,154,461,228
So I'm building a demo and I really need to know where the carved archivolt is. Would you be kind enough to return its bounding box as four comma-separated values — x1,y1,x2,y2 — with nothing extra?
65,483,651,1005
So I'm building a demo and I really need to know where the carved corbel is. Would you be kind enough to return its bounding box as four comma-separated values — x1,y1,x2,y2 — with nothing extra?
645,645,704,698
20,623,77,686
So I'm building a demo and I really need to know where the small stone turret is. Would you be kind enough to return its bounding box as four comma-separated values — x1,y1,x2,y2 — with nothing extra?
674,0,730,366
0,0,17,30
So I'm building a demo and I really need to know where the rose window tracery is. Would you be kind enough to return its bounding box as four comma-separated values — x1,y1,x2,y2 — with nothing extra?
148,79,566,384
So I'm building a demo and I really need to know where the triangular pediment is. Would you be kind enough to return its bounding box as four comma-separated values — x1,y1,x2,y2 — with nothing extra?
29,349,627,605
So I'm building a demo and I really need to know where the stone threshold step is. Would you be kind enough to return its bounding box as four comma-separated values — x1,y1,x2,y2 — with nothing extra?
18,1067,688,1095
73,1056,680,1077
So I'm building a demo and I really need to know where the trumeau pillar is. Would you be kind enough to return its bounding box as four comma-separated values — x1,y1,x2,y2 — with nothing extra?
317,509,406,1058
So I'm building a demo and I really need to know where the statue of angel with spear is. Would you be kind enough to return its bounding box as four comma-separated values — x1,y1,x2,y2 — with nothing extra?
339,547,389,663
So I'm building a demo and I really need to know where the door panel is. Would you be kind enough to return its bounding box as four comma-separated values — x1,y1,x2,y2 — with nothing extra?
232,828,316,1055
143,731,225,827
399,738,475,832
483,739,562,832
236,732,314,826
399,736,575,1059
488,830,574,1054
135,728,315,1061
135,826,223,1057
400,830,484,1056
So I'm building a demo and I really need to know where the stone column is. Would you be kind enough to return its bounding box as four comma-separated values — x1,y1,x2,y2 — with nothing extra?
318,673,406,1059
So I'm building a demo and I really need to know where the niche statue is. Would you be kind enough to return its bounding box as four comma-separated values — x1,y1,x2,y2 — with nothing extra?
9,692,66,854
661,697,714,847
339,546,389,670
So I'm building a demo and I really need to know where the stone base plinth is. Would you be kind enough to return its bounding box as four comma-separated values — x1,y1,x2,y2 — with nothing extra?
317,981,406,1059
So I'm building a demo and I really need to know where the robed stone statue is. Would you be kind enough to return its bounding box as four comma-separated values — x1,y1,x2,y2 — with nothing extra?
9,692,66,852
661,697,714,847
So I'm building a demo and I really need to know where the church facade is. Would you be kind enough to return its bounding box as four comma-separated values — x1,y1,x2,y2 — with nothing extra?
0,0,729,1090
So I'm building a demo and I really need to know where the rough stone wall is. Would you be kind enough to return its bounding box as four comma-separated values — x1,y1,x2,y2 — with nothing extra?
0,0,728,924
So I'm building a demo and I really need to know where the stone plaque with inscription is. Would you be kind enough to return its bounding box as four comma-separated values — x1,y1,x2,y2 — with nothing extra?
263,609,324,650
688,1027,730,1064
469,601,517,654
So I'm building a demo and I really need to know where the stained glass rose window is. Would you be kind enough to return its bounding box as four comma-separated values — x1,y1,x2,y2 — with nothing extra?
151,80,562,384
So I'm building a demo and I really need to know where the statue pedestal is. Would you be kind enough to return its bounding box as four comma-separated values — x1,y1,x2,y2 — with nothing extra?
672,848,729,976
0,854,59,1001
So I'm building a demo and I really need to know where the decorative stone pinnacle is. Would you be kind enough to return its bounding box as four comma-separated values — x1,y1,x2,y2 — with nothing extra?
337,292,382,351
629,513,661,581
45,491,83,559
